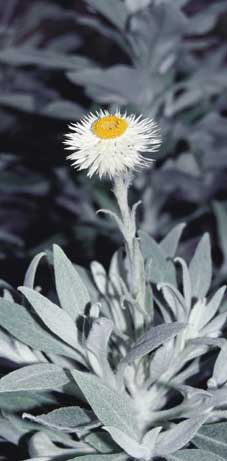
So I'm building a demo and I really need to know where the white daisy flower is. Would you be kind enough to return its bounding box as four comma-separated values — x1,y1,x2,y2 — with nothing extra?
64,110,161,179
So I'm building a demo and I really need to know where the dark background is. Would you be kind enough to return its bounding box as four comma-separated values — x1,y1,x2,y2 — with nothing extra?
0,0,226,286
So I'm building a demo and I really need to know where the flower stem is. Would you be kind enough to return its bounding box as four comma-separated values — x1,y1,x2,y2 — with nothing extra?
112,174,147,328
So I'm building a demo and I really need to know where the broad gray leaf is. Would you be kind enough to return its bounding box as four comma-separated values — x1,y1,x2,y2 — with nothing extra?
86,0,128,30
213,201,227,267
72,370,138,439
139,231,176,285
3,408,77,447
189,234,212,299
86,318,114,381
104,426,149,459
91,261,107,295
143,427,162,454
0,299,79,359
120,322,184,367
211,342,227,387
19,287,81,351
53,245,90,320
198,286,226,331
23,406,93,433
85,431,117,453
156,415,208,456
200,311,227,337
160,223,186,257
0,392,56,413
158,283,187,322
168,448,225,460
149,342,173,382
0,364,69,392
193,422,227,458
28,431,91,458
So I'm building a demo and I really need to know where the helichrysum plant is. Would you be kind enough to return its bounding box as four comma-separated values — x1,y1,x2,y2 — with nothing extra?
0,111,227,461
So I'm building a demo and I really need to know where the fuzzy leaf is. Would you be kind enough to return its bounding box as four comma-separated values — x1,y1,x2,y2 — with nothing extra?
28,431,90,457
71,370,138,439
156,415,208,456
86,0,128,30
53,245,90,320
168,448,225,460
0,392,56,413
121,322,184,366
139,231,176,285
0,364,69,393
160,223,186,258
211,342,227,387
189,234,212,299
175,258,191,311
23,406,93,433
193,423,227,458
149,343,173,382
0,299,79,359
213,201,227,265
19,287,81,352
86,318,114,380
158,283,187,322
91,261,107,295
199,286,226,330
23,252,46,288
85,431,117,453
104,426,148,459
201,311,227,336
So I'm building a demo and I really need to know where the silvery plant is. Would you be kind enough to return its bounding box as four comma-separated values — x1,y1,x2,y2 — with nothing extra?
1,112,227,461
0,0,227,268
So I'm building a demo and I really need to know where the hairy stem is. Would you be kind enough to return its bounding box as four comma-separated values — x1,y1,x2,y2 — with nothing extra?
112,174,147,329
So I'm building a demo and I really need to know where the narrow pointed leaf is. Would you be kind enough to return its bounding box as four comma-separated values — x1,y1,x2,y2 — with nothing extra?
157,415,208,456
86,0,128,30
24,252,46,288
139,231,176,285
121,322,185,366
0,364,69,392
199,286,226,330
72,370,138,439
23,406,93,432
0,299,79,359
211,342,227,387
53,245,90,320
160,223,186,257
189,234,212,299
19,287,80,351
104,426,148,459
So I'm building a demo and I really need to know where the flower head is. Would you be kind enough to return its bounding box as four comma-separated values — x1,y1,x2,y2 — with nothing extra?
64,110,161,179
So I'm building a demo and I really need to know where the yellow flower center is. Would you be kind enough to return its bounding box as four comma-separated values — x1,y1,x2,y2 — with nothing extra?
92,115,128,139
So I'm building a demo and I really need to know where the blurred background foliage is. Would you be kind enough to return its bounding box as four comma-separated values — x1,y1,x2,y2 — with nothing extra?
0,0,227,286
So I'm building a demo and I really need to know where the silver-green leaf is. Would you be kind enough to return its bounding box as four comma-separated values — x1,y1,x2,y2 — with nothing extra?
53,244,90,320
